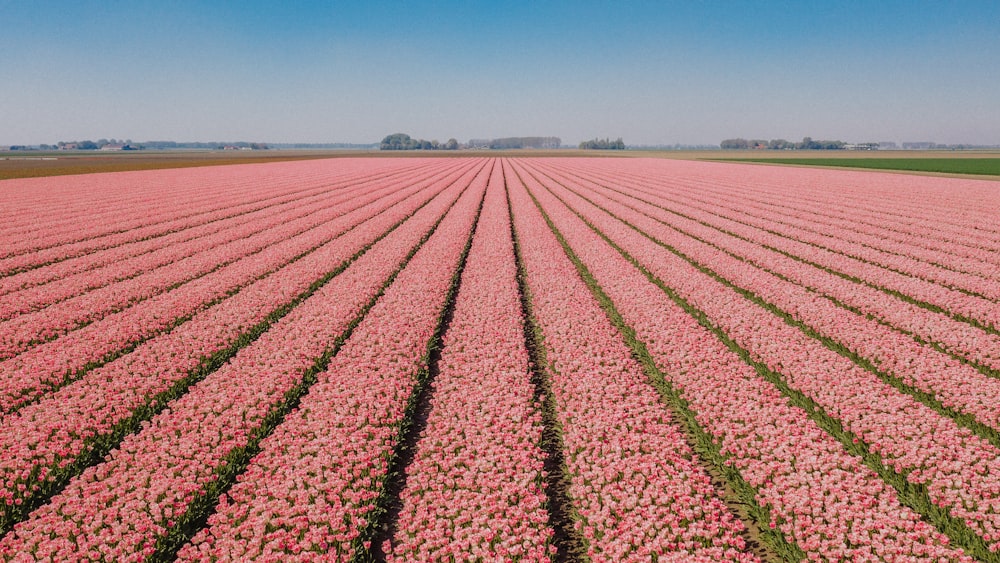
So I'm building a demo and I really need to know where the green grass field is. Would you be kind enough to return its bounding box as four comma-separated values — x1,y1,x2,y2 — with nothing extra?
717,157,1000,176
5,151,1000,181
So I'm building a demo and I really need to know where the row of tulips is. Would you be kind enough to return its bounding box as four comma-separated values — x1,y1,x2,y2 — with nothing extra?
716,163,1000,248
173,162,490,562
505,160,757,562
0,161,488,562
0,162,470,360
0,159,445,297
0,161,482,536
0,177,391,319
0,161,482,416
384,164,553,561
0,158,424,266
595,169,1000,331
694,182,1000,282
0,159,434,291
563,158,1000,254
559,159,1000,281
519,160,1000,557
0,166,289,259
621,170,1000,301
536,165,1000,438
511,159,975,561
562,177,1000,376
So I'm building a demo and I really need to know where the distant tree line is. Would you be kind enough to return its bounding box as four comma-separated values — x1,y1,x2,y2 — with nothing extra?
269,143,378,149
56,139,139,150
380,133,459,151
629,144,718,150
7,144,58,151
136,141,270,150
898,142,1000,150
477,137,562,149
381,134,562,150
53,139,269,150
579,137,625,150
56,139,126,150
720,137,846,150
139,141,269,150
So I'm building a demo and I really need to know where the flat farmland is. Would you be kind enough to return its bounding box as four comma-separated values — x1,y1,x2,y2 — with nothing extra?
0,151,372,181
717,157,1000,176
0,150,598,181
1,157,999,562
705,150,1000,179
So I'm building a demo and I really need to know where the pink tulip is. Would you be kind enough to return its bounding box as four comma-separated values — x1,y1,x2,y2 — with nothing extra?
173,161,490,562
385,164,552,561
505,160,757,561
2,156,997,561
510,157,982,560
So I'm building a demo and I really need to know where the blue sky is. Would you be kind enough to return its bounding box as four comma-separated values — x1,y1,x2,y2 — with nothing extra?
2,1,998,145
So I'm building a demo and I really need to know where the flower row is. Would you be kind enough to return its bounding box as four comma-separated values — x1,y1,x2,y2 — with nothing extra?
571,179,1000,377
0,182,374,319
175,163,488,562
703,185,1000,282
0,158,424,267
0,161,423,296
561,174,1000,437
0,165,455,361
517,158,974,561
0,160,466,325
561,158,1000,255
0,160,421,301
637,173,1000,300
0,162,480,536
0,162,479,416
0,160,488,561
385,163,553,561
570,158,1000,282
606,172,1000,331
524,160,1000,555
507,160,756,562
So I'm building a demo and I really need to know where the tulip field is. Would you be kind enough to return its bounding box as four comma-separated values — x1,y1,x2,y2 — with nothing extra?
1,156,1000,562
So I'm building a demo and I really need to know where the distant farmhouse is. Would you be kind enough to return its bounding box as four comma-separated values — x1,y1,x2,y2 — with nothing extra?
58,140,138,151
99,143,138,151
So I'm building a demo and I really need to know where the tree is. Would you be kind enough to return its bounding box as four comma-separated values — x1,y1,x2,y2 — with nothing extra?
444,138,459,150
722,137,846,150
380,133,415,150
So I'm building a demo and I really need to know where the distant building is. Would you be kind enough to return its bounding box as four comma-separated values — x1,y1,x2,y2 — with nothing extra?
902,142,935,150
844,142,879,151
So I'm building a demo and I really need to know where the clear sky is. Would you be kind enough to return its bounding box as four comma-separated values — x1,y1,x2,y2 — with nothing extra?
2,0,998,146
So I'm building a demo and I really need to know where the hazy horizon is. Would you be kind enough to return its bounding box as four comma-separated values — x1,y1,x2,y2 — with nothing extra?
3,1,998,147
